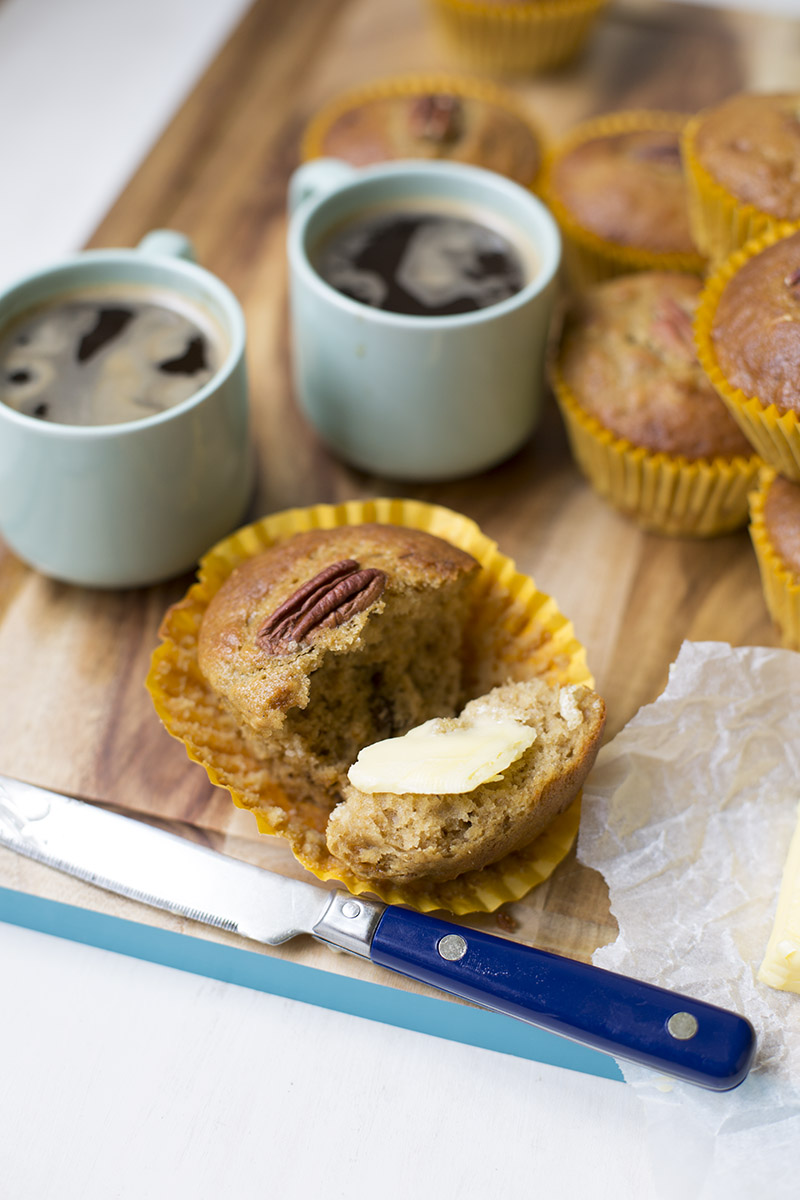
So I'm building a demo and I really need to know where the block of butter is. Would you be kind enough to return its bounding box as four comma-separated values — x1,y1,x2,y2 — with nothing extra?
759,799,800,994
347,716,537,796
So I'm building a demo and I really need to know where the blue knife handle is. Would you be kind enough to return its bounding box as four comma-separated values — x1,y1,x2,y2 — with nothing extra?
370,907,756,1091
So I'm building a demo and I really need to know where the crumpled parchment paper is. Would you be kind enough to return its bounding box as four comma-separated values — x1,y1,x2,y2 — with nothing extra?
578,641,800,1198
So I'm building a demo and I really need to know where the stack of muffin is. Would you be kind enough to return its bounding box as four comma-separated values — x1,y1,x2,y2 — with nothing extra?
543,91,800,648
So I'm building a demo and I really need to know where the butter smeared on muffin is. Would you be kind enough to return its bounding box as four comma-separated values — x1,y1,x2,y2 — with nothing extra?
327,679,606,884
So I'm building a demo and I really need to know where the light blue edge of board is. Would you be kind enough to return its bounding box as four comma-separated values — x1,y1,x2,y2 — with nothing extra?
0,885,624,1083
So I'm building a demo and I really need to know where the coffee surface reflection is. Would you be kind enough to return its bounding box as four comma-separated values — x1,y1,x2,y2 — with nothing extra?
0,284,226,426
314,207,528,317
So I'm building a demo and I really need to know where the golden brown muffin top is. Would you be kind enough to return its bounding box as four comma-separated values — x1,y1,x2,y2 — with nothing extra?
314,91,541,187
692,92,800,219
558,272,753,460
712,231,800,415
549,127,696,254
197,524,480,718
764,474,800,576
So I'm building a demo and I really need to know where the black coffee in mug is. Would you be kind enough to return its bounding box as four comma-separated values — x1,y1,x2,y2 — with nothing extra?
0,284,227,426
313,202,530,317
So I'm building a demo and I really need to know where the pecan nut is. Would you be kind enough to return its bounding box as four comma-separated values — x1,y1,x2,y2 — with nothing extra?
629,136,682,166
256,559,387,654
408,94,463,144
651,296,696,362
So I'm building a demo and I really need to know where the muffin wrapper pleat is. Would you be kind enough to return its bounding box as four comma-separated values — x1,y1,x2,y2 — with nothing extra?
425,0,608,75
695,222,800,482
550,362,760,536
749,467,800,650
301,72,545,191
147,498,593,914
541,111,707,288
682,113,789,267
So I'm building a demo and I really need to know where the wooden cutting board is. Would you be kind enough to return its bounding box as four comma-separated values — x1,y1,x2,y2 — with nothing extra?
1,0,798,1010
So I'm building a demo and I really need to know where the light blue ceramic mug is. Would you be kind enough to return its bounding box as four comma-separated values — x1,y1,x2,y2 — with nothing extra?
288,158,561,481
0,231,251,588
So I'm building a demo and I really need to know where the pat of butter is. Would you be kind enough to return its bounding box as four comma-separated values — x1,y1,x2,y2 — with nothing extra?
347,717,536,796
758,799,800,994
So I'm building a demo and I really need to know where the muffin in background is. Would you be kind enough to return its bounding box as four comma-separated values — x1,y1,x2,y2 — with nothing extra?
695,223,800,481
683,91,800,265
301,74,543,190
542,111,706,286
749,467,800,650
551,271,760,536
424,0,609,76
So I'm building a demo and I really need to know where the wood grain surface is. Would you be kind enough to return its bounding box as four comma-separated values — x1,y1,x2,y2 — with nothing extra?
2,0,799,974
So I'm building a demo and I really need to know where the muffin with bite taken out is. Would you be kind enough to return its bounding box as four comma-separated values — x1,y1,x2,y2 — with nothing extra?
148,501,604,913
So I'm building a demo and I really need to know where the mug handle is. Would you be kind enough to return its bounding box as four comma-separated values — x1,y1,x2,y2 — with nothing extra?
288,159,357,217
137,229,197,263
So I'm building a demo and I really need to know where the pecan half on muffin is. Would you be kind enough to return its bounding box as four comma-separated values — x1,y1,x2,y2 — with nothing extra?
551,271,759,535
301,75,542,189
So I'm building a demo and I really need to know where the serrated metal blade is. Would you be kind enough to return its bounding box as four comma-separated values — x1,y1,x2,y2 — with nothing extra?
0,774,331,944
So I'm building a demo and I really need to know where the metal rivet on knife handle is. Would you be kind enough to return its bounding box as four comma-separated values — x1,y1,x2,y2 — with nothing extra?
438,934,468,961
667,1011,699,1040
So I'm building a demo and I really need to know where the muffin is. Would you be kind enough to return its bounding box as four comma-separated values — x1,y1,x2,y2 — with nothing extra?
147,498,598,913
197,524,480,805
683,91,800,265
551,271,760,535
695,224,800,480
301,74,543,190
327,677,605,884
424,0,609,76
749,467,800,650
543,112,706,285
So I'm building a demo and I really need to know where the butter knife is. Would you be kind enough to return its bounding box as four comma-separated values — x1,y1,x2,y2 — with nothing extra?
0,773,756,1090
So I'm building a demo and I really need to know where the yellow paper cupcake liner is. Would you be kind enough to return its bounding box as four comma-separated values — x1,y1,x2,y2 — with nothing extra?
682,112,790,267
749,467,800,651
695,222,800,482
541,111,707,289
426,0,608,76
147,498,594,914
550,361,760,536
301,72,545,191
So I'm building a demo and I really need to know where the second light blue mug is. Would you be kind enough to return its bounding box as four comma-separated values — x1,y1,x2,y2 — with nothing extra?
0,231,252,589
287,158,562,481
